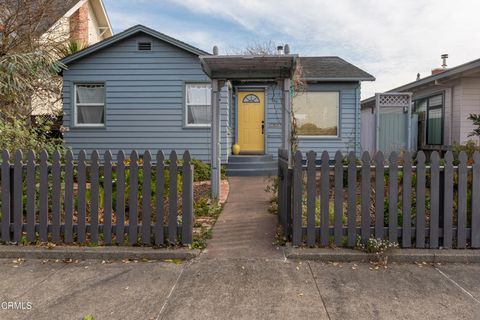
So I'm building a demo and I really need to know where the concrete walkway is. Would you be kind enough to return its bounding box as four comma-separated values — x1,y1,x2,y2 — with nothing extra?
205,176,284,259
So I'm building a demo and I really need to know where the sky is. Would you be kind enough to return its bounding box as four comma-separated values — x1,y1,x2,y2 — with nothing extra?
103,0,480,99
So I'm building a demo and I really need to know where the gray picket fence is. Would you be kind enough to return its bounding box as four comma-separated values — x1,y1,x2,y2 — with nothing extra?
0,149,193,246
278,149,480,249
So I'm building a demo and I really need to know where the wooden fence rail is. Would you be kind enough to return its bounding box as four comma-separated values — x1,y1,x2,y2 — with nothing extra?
278,149,480,249
0,149,193,246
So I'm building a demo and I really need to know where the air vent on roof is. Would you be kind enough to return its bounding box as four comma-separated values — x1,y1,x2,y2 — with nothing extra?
138,42,152,51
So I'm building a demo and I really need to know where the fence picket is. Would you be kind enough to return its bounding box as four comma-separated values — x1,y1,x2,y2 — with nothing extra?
320,151,330,247
334,151,343,246
155,151,165,245
1,151,10,242
26,150,36,242
77,150,87,244
39,150,49,242
103,151,113,244
13,151,23,242
306,151,316,247
443,151,454,248
388,152,398,243
182,151,193,245
457,152,468,248
375,152,385,239
402,152,412,248
64,150,74,243
51,151,61,243
116,151,126,245
472,152,480,248
429,152,440,248
361,152,371,242
347,152,357,247
416,151,426,248
168,151,178,244
90,151,100,244
142,151,152,245
292,151,303,246
128,151,139,245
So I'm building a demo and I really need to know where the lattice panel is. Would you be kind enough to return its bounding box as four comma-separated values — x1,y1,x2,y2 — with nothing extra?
378,94,410,107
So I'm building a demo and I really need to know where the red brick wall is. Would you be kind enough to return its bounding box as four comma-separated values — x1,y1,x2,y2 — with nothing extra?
69,2,89,45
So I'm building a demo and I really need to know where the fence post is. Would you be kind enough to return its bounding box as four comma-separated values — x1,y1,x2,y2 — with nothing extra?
416,151,426,248
472,152,480,248
320,151,330,247
26,150,36,243
1,151,10,242
168,151,178,244
155,151,165,245
116,151,126,245
333,151,343,246
64,150,74,243
51,150,61,243
347,152,357,247
182,151,193,245
90,150,100,244
128,151,139,245
457,152,468,248
361,152,371,242
142,151,152,245
103,151,113,244
374,152,385,239
39,150,49,242
430,152,440,248
77,150,87,244
292,151,303,246
306,151,316,247
443,151,454,248
388,152,398,243
402,152,412,248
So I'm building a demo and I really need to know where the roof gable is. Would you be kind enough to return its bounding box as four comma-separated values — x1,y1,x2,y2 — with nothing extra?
61,24,210,65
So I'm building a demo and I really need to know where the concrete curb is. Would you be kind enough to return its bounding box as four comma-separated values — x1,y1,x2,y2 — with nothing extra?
0,246,200,261
285,245,480,263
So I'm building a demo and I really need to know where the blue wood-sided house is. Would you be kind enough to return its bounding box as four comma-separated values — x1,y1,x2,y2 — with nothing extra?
60,25,374,197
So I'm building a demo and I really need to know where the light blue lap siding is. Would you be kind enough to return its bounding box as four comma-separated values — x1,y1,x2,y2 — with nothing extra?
296,82,361,158
63,32,230,163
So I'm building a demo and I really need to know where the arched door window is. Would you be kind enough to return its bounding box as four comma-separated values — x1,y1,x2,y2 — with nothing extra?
242,94,260,103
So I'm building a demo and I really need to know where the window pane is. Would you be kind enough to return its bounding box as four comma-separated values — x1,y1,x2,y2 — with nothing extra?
427,108,442,145
186,84,211,105
76,84,105,104
414,99,427,114
293,92,339,136
188,105,211,125
428,95,442,107
77,106,104,124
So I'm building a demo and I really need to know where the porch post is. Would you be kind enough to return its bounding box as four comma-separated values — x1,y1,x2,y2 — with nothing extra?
211,79,221,199
282,78,292,152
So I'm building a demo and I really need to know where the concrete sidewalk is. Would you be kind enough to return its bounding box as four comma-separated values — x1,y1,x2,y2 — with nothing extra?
1,258,480,319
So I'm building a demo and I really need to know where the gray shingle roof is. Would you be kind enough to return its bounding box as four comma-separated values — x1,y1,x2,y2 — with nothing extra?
298,56,375,81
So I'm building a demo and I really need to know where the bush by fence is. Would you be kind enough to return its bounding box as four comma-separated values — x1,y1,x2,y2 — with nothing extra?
278,149,480,249
0,149,193,246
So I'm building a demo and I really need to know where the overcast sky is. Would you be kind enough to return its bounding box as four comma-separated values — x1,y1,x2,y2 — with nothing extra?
103,0,480,99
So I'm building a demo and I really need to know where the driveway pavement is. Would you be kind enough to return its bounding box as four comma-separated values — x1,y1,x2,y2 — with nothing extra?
1,258,480,320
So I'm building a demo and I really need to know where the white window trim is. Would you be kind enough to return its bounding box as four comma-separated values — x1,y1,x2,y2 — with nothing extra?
295,91,341,139
184,83,212,128
73,84,106,127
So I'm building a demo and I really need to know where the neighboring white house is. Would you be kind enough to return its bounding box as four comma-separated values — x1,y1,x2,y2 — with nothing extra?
362,56,480,154
32,0,113,115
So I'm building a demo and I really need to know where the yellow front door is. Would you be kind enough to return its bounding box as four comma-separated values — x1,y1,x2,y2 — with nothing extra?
237,91,265,153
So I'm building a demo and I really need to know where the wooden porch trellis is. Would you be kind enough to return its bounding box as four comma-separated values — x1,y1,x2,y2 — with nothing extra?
278,149,480,249
0,149,193,246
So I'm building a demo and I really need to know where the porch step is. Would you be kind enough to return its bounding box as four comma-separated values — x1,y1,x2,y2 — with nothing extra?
226,155,277,177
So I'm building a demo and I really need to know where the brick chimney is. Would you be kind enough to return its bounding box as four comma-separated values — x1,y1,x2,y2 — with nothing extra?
69,2,89,45
431,68,445,75
431,54,449,75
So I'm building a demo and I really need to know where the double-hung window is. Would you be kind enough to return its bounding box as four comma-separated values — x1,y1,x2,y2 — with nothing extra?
414,94,443,145
74,84,105,126
185,83,211,127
